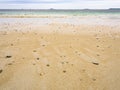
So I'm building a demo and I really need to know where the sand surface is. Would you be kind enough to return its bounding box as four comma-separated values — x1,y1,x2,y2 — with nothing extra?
0,17,120,90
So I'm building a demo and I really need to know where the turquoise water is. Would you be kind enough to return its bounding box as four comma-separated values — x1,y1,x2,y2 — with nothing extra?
0,9,120,16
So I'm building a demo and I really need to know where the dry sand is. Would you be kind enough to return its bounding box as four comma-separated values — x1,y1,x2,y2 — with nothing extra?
0,17,120,90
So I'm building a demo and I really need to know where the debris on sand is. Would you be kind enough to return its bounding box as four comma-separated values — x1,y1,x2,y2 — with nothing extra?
75,51,78,53
42,45,45,47
63,70,66,73
40,73,42,76
97,45,99,47
33,63,36,65
61,62,64,64
66,62,69,64
37,58,39,60
40,73,44,76
0,69,3,73
8,63,12,65
61,61,69,64
96,37,99,40
11,44,13,46
5,56,12,58
33,50,37,52
92,62,99,65
46,64,50,67
82,69,86,72
92,78,96,81
97,54,100,56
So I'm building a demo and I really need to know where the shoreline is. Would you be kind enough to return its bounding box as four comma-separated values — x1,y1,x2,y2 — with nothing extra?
0,15,120,27
0,16,120,90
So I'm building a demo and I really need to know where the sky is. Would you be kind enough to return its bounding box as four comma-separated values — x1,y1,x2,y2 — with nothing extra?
0,0,120,9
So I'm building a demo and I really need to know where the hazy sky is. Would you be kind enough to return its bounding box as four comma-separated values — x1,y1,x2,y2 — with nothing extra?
0,0,120,9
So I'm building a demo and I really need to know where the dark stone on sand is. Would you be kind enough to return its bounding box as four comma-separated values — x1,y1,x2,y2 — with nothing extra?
37,58,39,60
41,37,43,39
61,61,69,64
66,62,69,64
61,62,64,64
80,79,82,81
92,78,96,81
96,38,99,40
11,44,13,46
60,56,62,58
82,69,86,72
46,64,50,67
75,51,78,53
97,46,99,47
0,69,3,73
33,50,37,52
33,63,36,65
92,62,99,65
8,63,12,65
42,45,45,47
40,73,42,76
70,46,72,48
97,54,100,56
63,70,66,73
6,56,12,58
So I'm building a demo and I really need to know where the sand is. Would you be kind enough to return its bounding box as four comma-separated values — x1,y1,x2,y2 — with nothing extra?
0,17,120,90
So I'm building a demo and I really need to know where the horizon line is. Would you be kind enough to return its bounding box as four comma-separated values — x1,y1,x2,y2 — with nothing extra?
0,8,120,10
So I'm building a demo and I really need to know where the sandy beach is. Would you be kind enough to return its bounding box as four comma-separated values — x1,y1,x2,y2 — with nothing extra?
0,16,120,90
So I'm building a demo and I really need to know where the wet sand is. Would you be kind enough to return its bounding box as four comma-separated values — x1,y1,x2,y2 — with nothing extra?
0,18,120,90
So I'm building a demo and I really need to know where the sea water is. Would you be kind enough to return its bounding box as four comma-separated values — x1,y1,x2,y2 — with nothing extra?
0,9,120,27
0,9,120,16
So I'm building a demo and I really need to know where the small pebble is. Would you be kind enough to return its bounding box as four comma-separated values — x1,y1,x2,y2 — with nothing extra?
0,69,3,73
82,69,86,72
97,54,100,56
11,44,13,46
97,46,99,47
46,64,50,67
42,45,45,47
40,73,42,76
92,62,99,65
8,63,12,65
37,58,39,60
63,70,66,73
66,62,69,64
80,79,82,81
6,56,12,58
33,50,37,52
33,63,36,65
75,51,78,53
92,78,96,81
